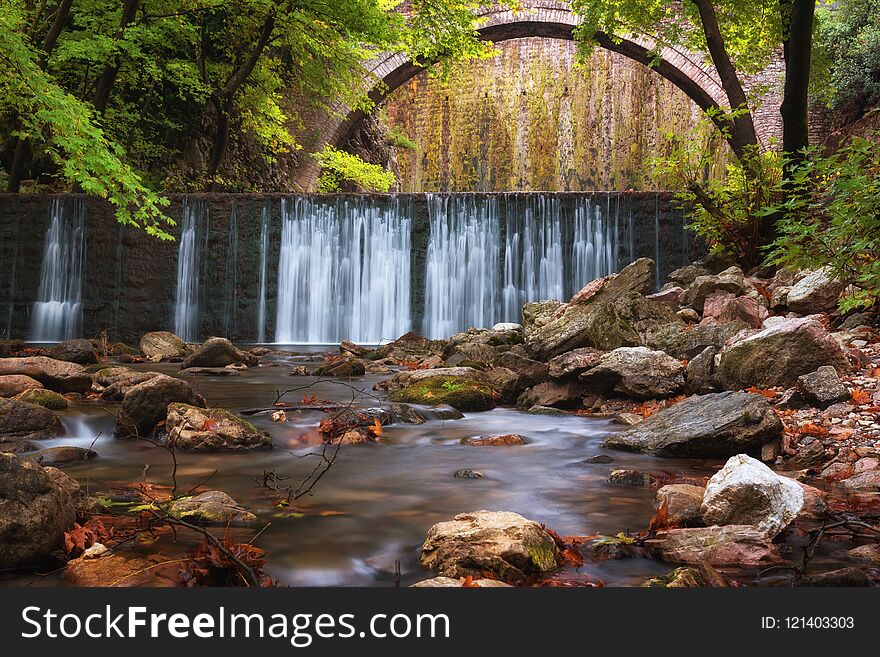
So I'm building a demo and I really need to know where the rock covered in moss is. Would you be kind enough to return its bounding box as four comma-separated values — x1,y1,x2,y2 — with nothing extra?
50,339,97,365
165,403,272,451
140,331,189,361
419,510,559,582
168,491,257,525
182,337,258,369
0,453,77,568
641,567,706,588
389,375,497,412
13,388,68,410
0,398,64,441
115,374,205,438
314,356,367,377
92,367,161,400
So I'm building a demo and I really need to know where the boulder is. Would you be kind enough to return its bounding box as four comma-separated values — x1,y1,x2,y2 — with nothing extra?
0,453,77,568
379,367,487,391
653,320,749,360
181,337,258,369
516,379,588,409
644,526,782,566
797,567,872,587
841,470,880,493
0,356,91,393
609,469,658,487
419,510,559,582
667,264,713,287
65,552,182,587
491,351,548,386
521,300,564,338
339,340,366,357
28,446,97,466
314,357,367,377
718,318,849,390
797,366,850,409
492,322,522,331
0,398,64,440
686,346,718,394
14,388,68,409
700,454,804,537
411,577,511,587
165,403,272,451
848,544,880,565
388,376,497,412
703,295,768,329
372,332,446,361
646,287,684,307
0,374,43,398
526,261,681,360
460,434,525,446
547,347,604,379
115,374,205,438
179,367,241,377
603,391,782,458
92,367,161,400
444,342,496,367
50,339,97,365
140,331,189,361
167,491,257,525
681,266,746,312
578,346,685,399
787,267,844,314
655,484,706,526
641,567,709,588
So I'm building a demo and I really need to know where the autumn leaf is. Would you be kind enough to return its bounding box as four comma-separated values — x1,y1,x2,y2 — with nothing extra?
746,387,780,399
851,389,872,405
367,418,383,438
799,422,829,437
201,418,219,432
460,575,480,588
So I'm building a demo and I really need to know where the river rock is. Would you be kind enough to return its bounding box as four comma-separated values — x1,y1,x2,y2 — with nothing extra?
686,346,718,394
181,337,258,369
526,267,681,359
340,340,366,357
179,366,242,377
460,434,525,446
609,469,658,487
314,356,367,377
646,286,684,307
641,567,709,588
787,267,844,314
516,379,588,409
579,346,685,399
644,526,782,566
841,470,880,493
140,331,189,361
419,510,559,582
50,339,97,365
0,356,91,393
0,453,77,568
372,331,446,361
92,367,161,400
700,454,804,537
0,374,44,398
681,267,746,312
115,374,205,438
718,318,849,390
165,403,272,450
848,544,880,565
28,446,97,465
65,552,182,587
389,375,497,412
667,264,712,287
522,300,564,338
168,491,257,525
797,567,872,587
797,366,850,409
603,391,782,458
0,398,64,440
547,347,604,379
653,320,749,360
411,577,511,587
656,484,706,526
14,388,68,409
704,295,768,329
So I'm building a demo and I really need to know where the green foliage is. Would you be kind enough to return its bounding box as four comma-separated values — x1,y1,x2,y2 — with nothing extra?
386,126,417,150
812,0,880,109
649,109,780,267
315,146,396,192
769,137,880,311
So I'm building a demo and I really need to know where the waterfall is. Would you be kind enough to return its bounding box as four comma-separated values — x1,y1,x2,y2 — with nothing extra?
570,195,617,296
30,199,86,342
423,194,501,339
173,199,207,342
275,196,411,344
502,195,565,320
256,204,270,343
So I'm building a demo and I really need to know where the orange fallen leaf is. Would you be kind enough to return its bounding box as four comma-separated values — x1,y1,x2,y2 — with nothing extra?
746,387,779,399
851,389,872,405
367,418,383,438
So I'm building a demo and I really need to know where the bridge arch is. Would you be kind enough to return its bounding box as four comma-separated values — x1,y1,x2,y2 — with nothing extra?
324,1,781,158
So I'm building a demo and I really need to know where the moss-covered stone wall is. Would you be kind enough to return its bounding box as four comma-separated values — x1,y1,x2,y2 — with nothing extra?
384,38,728,192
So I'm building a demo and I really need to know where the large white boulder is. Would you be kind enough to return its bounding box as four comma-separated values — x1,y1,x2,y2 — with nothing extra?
700,454,804,537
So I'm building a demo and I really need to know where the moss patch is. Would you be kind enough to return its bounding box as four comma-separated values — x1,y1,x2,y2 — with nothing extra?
388,376,497,412
13,388,68,410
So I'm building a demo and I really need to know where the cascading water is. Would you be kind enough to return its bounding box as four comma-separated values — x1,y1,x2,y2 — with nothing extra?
30,199,86,342
222,204,239,338
256,204,270,344
570,195,618,297
424,194,501,338
275,197,412,344
173,199,207,342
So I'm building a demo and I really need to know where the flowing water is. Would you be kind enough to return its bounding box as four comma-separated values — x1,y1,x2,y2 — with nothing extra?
30,198,86,342
256,204,271,344
173,199,208,342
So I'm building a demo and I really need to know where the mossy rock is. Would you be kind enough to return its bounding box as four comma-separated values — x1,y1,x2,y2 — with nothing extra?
111,343,139,356
13,388,69,410
456,359,489,371
641,567,706,588
389,376,497,412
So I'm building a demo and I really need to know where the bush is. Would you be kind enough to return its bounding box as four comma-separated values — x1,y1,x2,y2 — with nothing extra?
314,145,396,192
769,136,880,311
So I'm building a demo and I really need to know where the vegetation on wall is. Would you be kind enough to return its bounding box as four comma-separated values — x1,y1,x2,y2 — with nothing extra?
315,145,396,192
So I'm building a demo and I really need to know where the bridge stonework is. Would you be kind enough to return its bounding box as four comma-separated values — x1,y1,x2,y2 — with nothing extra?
295,1,785,188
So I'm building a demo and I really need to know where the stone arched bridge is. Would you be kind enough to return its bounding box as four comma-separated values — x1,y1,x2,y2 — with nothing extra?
308,1,783,179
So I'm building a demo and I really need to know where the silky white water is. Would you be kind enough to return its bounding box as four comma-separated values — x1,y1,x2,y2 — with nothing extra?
173,199,206,342
30,199,86,342
256,204,271,344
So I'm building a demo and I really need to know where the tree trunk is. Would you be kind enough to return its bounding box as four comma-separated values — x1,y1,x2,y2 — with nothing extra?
7,0,73,192
205,98,231,192
92,0,140,114
780,0,816,172
691,0,761,160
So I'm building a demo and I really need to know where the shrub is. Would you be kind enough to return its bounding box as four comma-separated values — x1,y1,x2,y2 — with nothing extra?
314,145,396,192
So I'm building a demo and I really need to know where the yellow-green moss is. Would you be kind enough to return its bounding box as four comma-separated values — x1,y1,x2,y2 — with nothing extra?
388,376,497,412
14,388,68,410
